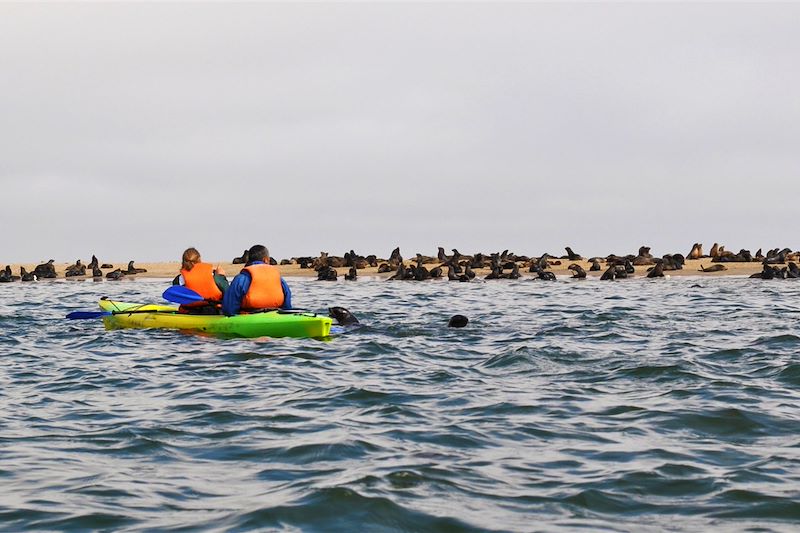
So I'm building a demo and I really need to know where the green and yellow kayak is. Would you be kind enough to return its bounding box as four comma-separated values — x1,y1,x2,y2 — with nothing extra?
98,300,333,339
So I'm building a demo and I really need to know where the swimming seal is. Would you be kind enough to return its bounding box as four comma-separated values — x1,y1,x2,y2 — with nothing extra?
448,315,468,328
328,307,360,326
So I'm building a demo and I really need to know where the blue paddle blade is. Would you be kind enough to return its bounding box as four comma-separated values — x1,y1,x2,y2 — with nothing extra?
66,311,111,319
329,326,345,335
162,285,205,305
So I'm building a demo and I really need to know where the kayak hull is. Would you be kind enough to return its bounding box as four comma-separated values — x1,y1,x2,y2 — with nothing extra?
98,300,332,339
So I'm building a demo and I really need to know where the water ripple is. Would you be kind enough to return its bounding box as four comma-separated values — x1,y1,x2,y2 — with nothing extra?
1,277,800,531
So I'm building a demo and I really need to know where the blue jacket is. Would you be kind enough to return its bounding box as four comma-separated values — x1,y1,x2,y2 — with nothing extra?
222,261,292,315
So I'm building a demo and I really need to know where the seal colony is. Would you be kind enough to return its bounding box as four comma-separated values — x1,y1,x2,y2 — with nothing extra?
2,243,798,283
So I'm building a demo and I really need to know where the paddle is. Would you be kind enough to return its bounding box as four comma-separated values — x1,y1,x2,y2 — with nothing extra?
162,285,206,305
66,308,176,320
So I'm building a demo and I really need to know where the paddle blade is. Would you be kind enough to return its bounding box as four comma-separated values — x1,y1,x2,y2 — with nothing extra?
66,311,111,320
162,285,205,305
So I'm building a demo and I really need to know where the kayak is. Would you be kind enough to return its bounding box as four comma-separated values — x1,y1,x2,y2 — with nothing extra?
97,300,333,339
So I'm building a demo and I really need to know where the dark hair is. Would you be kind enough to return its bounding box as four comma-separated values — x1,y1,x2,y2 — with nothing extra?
247,244,269,264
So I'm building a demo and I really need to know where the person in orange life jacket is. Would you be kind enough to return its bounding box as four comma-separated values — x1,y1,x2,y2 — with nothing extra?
222,244,292,316
172,247,229,313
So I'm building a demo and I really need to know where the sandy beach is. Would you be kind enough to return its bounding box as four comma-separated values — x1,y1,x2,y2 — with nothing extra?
1,258,773,280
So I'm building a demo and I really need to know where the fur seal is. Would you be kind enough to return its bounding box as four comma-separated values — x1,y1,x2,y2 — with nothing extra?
485,265,500,280
699,264,727,272
344,266,357,281
317,266,338,281
646,261,665,278
126,261,147,274
589,259,602,271
531,268,556,281
232,249,249,264
329,307,360,326
688,243,703,260
388,247,403,267
34,259,57,279
564,247,583,261
448,315,468,328
66,260,86,277
600,264,616,280
106,269,125,280
92,265,103,278
568,264,586,279
504,263,521,279
101,263,113,269
20,267,35,282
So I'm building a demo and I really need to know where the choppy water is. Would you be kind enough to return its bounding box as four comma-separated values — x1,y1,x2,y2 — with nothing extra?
1,276,800,531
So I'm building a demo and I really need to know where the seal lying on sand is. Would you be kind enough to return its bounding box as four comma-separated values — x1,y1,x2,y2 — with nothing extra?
34,260,57,279
568,264,586,279
699,264,727,272
66,260,86,277
20,267,35,282
600,264,616,280
317,266,338,281
106,269,125,280
232,250,249,264
646,261,665,278
126,261,147,274
688,243,703,260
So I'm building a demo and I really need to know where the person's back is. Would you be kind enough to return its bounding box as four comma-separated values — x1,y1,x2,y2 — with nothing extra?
222,244,292,316
174,247,228,313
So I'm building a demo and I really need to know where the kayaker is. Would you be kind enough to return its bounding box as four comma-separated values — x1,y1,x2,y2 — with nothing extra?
173,247,229,313
222,244,292,315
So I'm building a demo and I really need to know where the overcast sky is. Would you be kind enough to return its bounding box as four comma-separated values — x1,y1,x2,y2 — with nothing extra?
1,3,799,263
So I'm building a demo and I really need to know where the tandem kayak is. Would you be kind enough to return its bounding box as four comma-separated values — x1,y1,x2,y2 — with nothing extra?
97,300,333,339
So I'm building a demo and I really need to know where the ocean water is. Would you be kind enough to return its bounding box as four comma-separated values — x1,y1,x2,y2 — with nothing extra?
1,276,799,532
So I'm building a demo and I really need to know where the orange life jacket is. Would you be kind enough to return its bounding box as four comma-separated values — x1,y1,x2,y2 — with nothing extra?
180,262,223,306
241,264,284,310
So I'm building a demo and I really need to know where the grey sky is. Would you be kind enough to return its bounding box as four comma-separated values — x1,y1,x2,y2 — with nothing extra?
1,3,799,263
